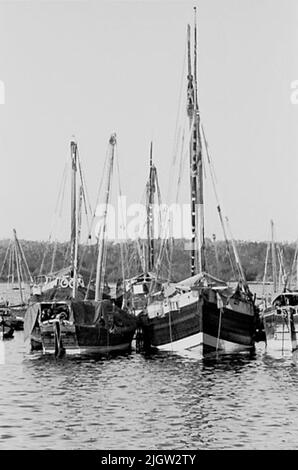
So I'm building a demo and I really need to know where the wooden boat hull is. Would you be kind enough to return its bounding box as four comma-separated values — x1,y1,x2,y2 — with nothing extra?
263,307,298,357
202,296,256,352
26,299,137,357
31,324,135,355
140,288,256,354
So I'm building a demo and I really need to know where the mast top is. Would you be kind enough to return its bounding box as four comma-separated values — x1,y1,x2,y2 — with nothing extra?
109,133,117,146
70,141,77,170
193,6,199,111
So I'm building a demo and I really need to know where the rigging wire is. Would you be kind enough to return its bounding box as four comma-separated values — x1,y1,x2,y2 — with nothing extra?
39,159,69,275
201,124,237,280
115,144,129,286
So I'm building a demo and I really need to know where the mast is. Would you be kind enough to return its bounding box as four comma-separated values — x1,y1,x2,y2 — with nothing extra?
13,229,33,284
187,23,196,276
13,230,24,304
77,186,83,247
277,245,286,290
146,142,155,273
11,244,15,286
95,133,116,301
270,219,277,293
187,10,205,277
194,7,205,274
262,240,270,299
70,141,78,298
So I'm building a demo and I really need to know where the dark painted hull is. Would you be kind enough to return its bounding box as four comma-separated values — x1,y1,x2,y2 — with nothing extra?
31,322,136,355
140,301,202,350
140,289,256,354
27,299,137,356
202,298,256,350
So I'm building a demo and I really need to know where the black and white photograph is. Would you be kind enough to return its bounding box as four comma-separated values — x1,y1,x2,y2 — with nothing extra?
0,0,297,455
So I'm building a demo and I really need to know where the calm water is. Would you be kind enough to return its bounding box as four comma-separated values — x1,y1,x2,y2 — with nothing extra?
1,284,298,450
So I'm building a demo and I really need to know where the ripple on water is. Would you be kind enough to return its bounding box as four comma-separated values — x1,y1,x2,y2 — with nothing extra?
2,332,298,448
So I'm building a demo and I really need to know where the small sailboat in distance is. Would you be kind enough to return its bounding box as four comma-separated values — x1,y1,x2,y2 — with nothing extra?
0,229,33,330
262,221,298,358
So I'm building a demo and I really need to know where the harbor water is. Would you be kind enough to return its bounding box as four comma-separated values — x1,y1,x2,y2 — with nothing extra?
1,284,298,450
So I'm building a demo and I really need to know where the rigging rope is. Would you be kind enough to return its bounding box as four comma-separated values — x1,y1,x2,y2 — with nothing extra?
115,145,129,285
201,124,237,281
289,237,298,289
39,160,69,275
262,240,270,300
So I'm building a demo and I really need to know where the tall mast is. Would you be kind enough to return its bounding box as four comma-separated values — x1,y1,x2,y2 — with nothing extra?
187,10,205,277
70,141,78,298
95,134,116,301
271,219,277,293
193,7,198,110
146,142,155,273
187,23,196,276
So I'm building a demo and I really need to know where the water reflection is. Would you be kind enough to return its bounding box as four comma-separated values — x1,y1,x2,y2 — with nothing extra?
1,331,298,449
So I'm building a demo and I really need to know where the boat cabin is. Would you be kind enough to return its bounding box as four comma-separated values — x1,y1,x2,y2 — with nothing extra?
272,292,298,308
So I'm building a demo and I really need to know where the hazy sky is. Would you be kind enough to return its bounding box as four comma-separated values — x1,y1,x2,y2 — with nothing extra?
0,0,297,243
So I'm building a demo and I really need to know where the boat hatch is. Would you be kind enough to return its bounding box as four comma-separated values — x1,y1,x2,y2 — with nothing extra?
40,303,71,322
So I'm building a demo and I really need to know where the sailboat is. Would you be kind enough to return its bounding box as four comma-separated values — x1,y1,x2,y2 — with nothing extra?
261,221,298,357
24,134,137,356
30,141,91,301
138,16,259,355
123,142,166,315
0,229,33,330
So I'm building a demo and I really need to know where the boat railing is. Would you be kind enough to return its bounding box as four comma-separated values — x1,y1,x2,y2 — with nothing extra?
276,306,298,316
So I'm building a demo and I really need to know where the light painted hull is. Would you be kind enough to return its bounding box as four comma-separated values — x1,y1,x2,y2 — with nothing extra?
263,309,298,358
155,331,253,355
157,332,203,353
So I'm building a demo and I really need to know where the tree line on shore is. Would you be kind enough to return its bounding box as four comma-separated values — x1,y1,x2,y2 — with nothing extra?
0,238,295,284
